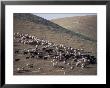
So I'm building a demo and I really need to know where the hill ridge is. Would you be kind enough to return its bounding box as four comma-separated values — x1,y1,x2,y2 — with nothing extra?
14,13,96,42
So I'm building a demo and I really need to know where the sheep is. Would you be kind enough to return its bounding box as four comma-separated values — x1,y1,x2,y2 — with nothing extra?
14,32,96,72
75,58,90,69
23,49,29,55
26,63,34,68
16,67,25,73
26,56,30,59
70,66,74,70
15,49,19,54
15,59,20,62
52,61,58,67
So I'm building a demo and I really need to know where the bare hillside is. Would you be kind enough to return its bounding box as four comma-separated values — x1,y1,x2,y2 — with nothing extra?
51,15,97,41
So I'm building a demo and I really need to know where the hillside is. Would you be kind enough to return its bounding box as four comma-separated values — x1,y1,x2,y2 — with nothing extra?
13,13,97,75
14,14,96,42
51,15,97,41
14,13,97,56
